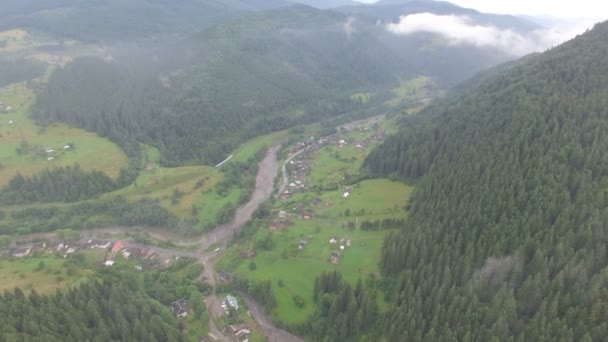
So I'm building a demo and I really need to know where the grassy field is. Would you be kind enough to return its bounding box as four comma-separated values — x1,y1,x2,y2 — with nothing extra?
0,29,31,53
231,130,288,164
0,249,104,294
218,120,414,325
308,145,364,187
387,76,434,108
108,164,222,219
0,83,129,187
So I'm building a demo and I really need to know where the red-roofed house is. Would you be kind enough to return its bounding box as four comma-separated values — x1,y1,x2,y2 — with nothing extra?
111,241,124,253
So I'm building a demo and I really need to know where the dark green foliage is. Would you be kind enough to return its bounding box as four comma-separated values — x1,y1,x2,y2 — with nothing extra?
0,165,115,204
300,272,377,341
234,278,276,311
143,258,203,305
0,58,45,87
0,275,182,341
364,21,608,340
1,197,179,235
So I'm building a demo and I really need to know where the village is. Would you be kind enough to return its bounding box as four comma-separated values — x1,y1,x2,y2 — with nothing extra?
2,237,188,269
270,120,386,265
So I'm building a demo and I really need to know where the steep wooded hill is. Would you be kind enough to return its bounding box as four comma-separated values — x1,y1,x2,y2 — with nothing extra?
365,21,608,340
0,0,287,42
33,5,512,166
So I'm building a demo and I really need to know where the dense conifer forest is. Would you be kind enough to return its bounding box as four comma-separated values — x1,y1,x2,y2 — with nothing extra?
0,165,122,204
0,58,44,87
364,21,608,340
0,259,205,341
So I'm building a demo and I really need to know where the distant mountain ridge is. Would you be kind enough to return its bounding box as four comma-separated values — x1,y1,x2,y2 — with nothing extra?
0,0,288,42
338,0,540,32
286,0,359,9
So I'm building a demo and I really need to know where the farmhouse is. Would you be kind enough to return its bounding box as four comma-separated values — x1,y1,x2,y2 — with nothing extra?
298,239,308,250
87,239,111,249
111,241,124,253
228,324,251,342
329,236,337,244
278,210,287,218
104,260,115,267
226,295,239,310
240,250,256,259
12,246,31,258
269,220,287,231
330,251,341,264
219,272,233,282
170,299,189,319
31,242,46,252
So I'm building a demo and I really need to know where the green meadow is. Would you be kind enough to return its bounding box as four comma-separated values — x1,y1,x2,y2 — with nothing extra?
387,76,434,108
0,83,128,187
0,249,104,294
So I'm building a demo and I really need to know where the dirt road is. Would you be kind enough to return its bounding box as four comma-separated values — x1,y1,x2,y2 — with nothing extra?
277,146,311,197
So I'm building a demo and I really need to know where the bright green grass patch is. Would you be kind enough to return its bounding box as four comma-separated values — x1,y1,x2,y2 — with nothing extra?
317,179,413,218
224,179,413,324
0,252,98,294
387,76,434,108
308,146,365,187
232,130,287,164
232,219,391,324
196,186,241,228
108,165,221,219
0,83,128,187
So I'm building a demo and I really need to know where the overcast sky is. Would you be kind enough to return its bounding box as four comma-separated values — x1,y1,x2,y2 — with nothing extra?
355,0,607,20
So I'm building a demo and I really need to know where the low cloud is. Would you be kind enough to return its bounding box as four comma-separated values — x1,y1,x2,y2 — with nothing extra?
343,17,358,39
386,12,593,56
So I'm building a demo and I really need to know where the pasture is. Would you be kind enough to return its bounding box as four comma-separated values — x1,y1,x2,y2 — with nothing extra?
387,76,434,108
0,83,128,187
0,249,103,294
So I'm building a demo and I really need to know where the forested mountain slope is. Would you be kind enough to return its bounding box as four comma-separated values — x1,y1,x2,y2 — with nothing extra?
364,21,608,340
33,5,511,166
0,0,287,42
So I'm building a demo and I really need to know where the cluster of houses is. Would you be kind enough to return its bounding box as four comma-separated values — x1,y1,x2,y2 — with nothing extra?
281,127,385,202
101,240,174,269
5,241,81,259
3,238,176,271
328,236,352,264
39,144,70,161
